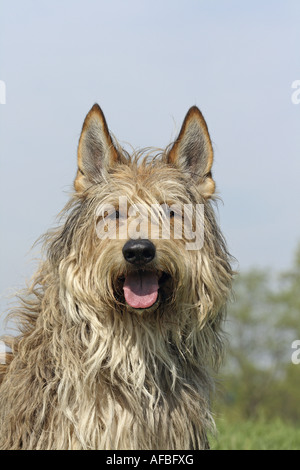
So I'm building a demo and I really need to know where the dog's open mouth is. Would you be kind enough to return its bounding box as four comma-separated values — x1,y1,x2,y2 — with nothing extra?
117,270,170,311
123,271,159,309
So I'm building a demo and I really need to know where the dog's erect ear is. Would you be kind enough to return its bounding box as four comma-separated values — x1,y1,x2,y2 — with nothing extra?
74,104,120,192
167,106,215,198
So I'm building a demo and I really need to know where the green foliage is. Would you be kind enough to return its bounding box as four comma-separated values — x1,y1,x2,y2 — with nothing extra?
210,417,300,450
213,243,300,445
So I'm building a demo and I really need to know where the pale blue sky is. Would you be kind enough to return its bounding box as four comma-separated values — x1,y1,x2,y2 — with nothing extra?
0,0,300,333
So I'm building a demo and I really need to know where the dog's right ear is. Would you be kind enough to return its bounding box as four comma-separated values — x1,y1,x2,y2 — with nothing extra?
74,104,120,192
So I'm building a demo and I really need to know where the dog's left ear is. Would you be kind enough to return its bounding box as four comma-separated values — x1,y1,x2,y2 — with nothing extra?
167,106,215,198
74,104,121,192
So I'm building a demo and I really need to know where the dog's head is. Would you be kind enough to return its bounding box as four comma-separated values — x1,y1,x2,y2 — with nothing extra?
50,105,232,326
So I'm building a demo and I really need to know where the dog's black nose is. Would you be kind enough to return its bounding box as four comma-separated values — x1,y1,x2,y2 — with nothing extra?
122,239,156,266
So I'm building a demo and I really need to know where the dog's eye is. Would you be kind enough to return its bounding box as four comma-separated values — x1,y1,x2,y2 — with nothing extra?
97,209,119,223
169,210,175,218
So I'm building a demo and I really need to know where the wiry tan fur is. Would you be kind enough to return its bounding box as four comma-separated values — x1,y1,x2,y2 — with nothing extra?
0,104,233,450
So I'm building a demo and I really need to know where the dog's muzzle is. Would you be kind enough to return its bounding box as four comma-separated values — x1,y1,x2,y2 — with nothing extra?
122,239,159,310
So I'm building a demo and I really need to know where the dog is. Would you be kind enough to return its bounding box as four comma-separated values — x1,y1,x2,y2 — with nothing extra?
0,104,233,449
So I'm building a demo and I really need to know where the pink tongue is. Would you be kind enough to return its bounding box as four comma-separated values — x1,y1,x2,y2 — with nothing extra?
123,271,158,309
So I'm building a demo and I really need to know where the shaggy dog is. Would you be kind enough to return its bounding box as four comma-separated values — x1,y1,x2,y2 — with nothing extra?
0,104,233,449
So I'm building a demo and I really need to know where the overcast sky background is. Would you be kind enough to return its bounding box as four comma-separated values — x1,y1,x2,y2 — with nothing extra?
0,0,299,335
